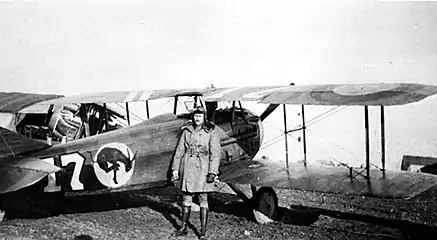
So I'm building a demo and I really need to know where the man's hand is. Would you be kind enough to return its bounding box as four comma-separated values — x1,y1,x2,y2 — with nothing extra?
206,173,217,183
171,170,179,182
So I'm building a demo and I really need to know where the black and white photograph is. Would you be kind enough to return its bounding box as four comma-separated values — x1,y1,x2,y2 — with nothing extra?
0,0,437,239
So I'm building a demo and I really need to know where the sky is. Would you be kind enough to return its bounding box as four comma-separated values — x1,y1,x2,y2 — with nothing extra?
0,0,437,170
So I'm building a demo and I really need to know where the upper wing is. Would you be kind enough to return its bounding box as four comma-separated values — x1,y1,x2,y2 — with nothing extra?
9,83,437,114
0,92,62,113
18,88,227,113
219,159,437,199
204,83,437,106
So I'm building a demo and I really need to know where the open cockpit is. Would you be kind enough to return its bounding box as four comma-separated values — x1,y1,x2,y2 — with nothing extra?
11,103,126,144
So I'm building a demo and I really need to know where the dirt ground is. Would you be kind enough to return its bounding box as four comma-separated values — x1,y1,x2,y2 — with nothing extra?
0,184,436,240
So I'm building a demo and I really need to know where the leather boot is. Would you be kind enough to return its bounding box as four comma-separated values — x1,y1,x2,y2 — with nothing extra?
199,207,208,240
174,206,190,236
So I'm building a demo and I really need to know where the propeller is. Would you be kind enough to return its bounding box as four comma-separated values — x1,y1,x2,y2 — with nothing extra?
259,104,280,122
259,83,294,122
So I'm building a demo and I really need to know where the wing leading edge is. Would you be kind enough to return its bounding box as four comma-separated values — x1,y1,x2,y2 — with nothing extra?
9,83,437,114
205,83,437,106
219,159,437,199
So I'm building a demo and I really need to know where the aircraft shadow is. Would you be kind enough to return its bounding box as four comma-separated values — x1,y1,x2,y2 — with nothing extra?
4,184,435,238
1,185,182,231
1,184,319,229
288,204,437,239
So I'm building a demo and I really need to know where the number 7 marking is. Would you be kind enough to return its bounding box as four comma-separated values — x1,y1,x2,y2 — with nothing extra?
43,153,85,192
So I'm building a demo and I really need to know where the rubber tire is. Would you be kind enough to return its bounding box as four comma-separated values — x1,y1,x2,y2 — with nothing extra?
252,187,279,221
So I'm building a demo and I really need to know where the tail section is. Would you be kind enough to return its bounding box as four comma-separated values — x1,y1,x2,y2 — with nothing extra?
0,126,50,159
0,156,60,194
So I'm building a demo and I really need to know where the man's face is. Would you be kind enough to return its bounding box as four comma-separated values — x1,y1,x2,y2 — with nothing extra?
193,113,204,126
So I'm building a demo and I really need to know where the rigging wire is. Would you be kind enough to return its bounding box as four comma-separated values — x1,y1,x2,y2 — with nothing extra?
114,103,144,122
303,128,402,190
261,106,348,151
260,133,285,150
305,106,348,128
305,106,341,126
305,128,362,164
114,97,173,122
284,106,347,134
0,134,15,157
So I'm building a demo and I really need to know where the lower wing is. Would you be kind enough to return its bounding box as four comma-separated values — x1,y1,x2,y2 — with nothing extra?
218,159,437,199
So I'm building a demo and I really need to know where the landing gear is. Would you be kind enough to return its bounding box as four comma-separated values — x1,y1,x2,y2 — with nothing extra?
252,187,279,223
226,183,279,223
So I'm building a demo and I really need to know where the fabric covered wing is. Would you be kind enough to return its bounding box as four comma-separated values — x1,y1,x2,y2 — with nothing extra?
204,83,437,106
0,157,60,194
13,83,437,114
0,92,62,113
219,159,437,199
21,88,224,109
0,126,51,158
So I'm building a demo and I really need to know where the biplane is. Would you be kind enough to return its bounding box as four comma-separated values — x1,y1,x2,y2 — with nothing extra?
1,83,437,222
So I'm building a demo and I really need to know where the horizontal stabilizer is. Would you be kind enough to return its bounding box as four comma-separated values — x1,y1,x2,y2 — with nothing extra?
219,159,437,199
0,157,60,194
0,126,50,159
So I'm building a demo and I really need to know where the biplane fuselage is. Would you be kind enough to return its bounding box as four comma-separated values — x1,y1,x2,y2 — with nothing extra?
27,108,262,195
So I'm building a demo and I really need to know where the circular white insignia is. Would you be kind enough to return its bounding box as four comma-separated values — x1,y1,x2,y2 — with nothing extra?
333,84,398,96
93,142,136,188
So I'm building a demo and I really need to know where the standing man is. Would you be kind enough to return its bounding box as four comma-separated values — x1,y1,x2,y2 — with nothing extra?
171,106,221,240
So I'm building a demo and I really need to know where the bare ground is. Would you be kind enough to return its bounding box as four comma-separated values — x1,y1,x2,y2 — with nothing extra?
0,184,436,240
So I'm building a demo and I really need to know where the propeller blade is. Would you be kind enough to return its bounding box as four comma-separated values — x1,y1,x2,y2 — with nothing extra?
260,104,280,121
259,83,295,121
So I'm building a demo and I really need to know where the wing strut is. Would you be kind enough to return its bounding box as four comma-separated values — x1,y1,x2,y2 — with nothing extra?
103,103,109,133
173,96,178,114
301,105,307,166
364,106,370,180
381,106,386,173
145,100,150,119
126,103,131,126
283,104,289,170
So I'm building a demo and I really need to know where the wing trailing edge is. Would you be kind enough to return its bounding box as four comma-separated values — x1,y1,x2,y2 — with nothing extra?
5,83,437,114
205,83,437,106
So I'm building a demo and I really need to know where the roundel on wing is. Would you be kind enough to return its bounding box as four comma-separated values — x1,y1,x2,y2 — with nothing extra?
332,84,398,96
92,142,136,188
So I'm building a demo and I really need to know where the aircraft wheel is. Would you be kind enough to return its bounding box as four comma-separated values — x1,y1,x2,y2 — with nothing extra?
252,187,278,223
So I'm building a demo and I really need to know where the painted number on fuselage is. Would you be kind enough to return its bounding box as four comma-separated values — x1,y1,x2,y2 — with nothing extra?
43,153,85,192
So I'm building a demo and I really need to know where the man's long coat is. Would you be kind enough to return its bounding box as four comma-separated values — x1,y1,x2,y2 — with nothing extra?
172,122,221,193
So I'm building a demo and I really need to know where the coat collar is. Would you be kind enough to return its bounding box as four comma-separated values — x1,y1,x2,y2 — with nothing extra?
182,120,215,133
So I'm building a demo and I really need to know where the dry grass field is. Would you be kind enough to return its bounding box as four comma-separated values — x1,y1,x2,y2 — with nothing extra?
0,184,436,240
